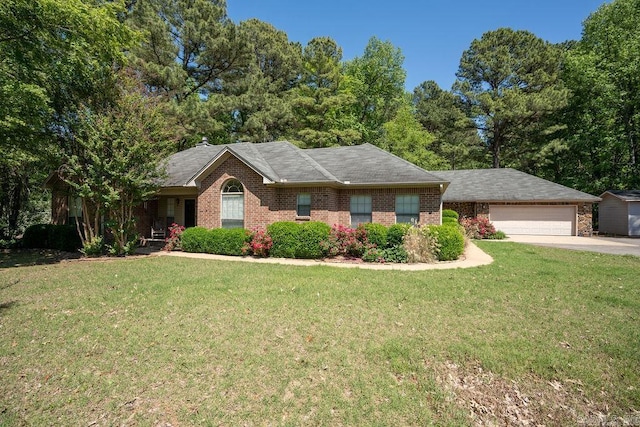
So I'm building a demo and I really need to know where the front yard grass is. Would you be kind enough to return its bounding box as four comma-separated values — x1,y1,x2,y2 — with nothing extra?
1,242,638,425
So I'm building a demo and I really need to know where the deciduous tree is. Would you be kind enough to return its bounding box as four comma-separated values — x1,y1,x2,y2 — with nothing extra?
60,74,177,255
344,37,407,144
0,0,132,238
554,0,640,193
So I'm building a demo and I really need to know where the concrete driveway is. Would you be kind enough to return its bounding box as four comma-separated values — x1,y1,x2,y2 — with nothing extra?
505,235,640,256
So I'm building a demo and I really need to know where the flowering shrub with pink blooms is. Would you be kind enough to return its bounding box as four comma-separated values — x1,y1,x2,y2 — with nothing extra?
321,224,370,257
163,223,185,251
242,227,273,257
460,216,505,240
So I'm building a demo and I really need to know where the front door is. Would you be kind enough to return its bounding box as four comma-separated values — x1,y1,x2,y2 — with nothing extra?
184,199,196,228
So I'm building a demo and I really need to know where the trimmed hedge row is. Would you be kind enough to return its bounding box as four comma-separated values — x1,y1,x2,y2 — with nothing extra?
179,219,465,262
267,221,331,259
181,227,249,256
22,224,82,252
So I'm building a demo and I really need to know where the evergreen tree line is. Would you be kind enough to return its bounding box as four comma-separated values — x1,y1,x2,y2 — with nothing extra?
1,0,639,240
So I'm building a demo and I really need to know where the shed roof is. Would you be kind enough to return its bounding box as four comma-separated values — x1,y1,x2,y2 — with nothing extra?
600,190,640,202
163,141,446,188
437,168,600,203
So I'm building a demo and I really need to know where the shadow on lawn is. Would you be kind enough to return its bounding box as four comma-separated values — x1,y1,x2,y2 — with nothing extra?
0,249,82,269
0,300,18,315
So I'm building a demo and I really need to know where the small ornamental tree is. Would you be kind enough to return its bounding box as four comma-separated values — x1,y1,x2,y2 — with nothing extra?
60,72,177,255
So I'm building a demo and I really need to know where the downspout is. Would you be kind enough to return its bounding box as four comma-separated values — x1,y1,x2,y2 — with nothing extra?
439,184,444,225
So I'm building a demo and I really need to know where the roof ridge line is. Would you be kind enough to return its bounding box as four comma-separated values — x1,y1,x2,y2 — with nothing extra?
292,144,341,183
229,143,280,182
362,143,447,182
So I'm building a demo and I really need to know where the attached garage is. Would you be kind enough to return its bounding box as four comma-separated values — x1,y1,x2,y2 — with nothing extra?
489,205,576,236
437,168,601,236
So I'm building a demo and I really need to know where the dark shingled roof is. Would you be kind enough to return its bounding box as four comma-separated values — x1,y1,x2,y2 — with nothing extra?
601,190,640,202
163,141,446,187
437,168,600,202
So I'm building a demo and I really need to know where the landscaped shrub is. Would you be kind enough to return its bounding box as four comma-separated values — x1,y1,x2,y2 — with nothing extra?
22,224,50,249
207,228,249,256
442,216,458,225
359,223,387,248
180,227,210,253
429,224,465,261
81,236,104,257
380,245,408,263
460,216,505,239
243,227,273,257
403,225,439,263
321,224,369,257
297,222,331,259
387,223,411,248
442,209,459,220
22,223,82,252
267,222,301,258
163,223,185,251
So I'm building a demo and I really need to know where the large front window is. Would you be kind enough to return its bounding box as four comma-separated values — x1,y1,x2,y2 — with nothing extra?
222,179,244,228
396,194,419,224
350,195,372,226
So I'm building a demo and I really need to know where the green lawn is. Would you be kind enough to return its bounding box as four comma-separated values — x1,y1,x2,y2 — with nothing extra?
1,243,638,426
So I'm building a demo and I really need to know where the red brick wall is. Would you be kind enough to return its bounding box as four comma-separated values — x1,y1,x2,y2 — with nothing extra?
196,158,443,229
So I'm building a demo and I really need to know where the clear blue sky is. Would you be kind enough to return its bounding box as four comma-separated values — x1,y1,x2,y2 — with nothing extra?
227,0,609,91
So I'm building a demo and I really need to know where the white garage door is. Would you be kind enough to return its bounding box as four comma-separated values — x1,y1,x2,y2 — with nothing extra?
489,205,576,236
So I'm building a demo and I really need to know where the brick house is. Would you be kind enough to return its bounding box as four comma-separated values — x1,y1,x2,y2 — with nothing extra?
47,140,602,238
47,140,448,238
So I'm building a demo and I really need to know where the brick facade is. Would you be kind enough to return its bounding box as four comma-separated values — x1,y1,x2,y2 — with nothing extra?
195,156,443,229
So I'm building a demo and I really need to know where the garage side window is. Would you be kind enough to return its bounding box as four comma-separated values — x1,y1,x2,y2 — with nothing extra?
222,179,244,228
350,195,372,226
396,195,419,224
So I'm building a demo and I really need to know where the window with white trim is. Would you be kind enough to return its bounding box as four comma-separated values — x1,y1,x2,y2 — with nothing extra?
222,180,244,228
396,194,420,224
297,193,311,217
350,195,372,226
166,197,175,225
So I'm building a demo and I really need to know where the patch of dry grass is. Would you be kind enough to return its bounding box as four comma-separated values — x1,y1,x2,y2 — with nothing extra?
0,242,638,425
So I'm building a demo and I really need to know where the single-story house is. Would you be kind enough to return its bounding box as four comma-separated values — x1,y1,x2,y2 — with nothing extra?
46,140,602,238
437,168,601,236
598,190,640,236
47,139,448,236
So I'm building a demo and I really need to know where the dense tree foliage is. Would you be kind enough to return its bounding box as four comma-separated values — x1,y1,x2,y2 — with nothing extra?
0,0,132,238
380,100,446,170
127,0,245,147
454,28,569,171
291,37,362,147
551,0,640,194
413,81,485,169
344,37,407,145
229,19,302,142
